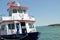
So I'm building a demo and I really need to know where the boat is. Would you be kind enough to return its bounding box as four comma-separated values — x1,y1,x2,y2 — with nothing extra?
0,0,39,40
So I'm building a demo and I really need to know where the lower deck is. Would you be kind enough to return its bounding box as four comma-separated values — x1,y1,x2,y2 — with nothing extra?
0,21,36,35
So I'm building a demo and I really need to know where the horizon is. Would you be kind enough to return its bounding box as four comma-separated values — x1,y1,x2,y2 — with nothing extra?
0,0,60,26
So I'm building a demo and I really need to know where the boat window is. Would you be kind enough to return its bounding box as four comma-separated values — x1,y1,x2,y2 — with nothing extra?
21,22,26,28
23,10,26,13
18,9,22,13
1,25,5,30
13,9,17,13
29,23,34,28
21,22,25,26
8,23,15,29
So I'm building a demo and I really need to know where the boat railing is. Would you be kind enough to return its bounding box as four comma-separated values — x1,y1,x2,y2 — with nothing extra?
0,15,9,19
29,15,34,18
29,15,34,17
29,15,36,20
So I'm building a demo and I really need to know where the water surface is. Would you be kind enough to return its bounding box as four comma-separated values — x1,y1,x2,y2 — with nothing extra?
36,26,60,40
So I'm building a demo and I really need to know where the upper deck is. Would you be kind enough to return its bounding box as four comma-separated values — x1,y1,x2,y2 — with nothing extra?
0,1,36,23
0,13,35,22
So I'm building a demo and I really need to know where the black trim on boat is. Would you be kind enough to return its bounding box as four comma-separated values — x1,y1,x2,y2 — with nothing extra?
0,32,39,40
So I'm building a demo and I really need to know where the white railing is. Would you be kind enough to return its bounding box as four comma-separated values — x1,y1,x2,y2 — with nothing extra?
29,15,35,21
2,16,12,20
0,13,35,21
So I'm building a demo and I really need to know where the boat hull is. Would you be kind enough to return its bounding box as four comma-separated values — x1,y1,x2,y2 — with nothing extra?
0,32,39,40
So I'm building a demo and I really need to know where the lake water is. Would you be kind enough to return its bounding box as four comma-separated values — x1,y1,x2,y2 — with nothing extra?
36,26,60,40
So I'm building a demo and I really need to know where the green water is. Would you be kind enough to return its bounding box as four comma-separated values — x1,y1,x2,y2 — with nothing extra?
36,26,60,40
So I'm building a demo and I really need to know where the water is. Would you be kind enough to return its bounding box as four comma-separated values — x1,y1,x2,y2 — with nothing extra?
36,26,60,40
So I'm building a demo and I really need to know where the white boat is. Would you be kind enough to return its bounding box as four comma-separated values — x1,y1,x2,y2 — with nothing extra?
0,0,39,40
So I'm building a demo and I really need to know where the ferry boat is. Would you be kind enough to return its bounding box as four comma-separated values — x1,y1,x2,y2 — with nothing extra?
0,0,39,40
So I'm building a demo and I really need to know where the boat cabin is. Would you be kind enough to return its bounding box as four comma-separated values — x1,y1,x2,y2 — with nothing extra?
0,1,36,35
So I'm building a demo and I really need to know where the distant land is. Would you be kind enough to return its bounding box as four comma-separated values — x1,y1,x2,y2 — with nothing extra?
48,24,60,26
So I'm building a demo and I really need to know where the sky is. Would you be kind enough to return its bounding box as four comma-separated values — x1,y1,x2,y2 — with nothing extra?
0,0,60,26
